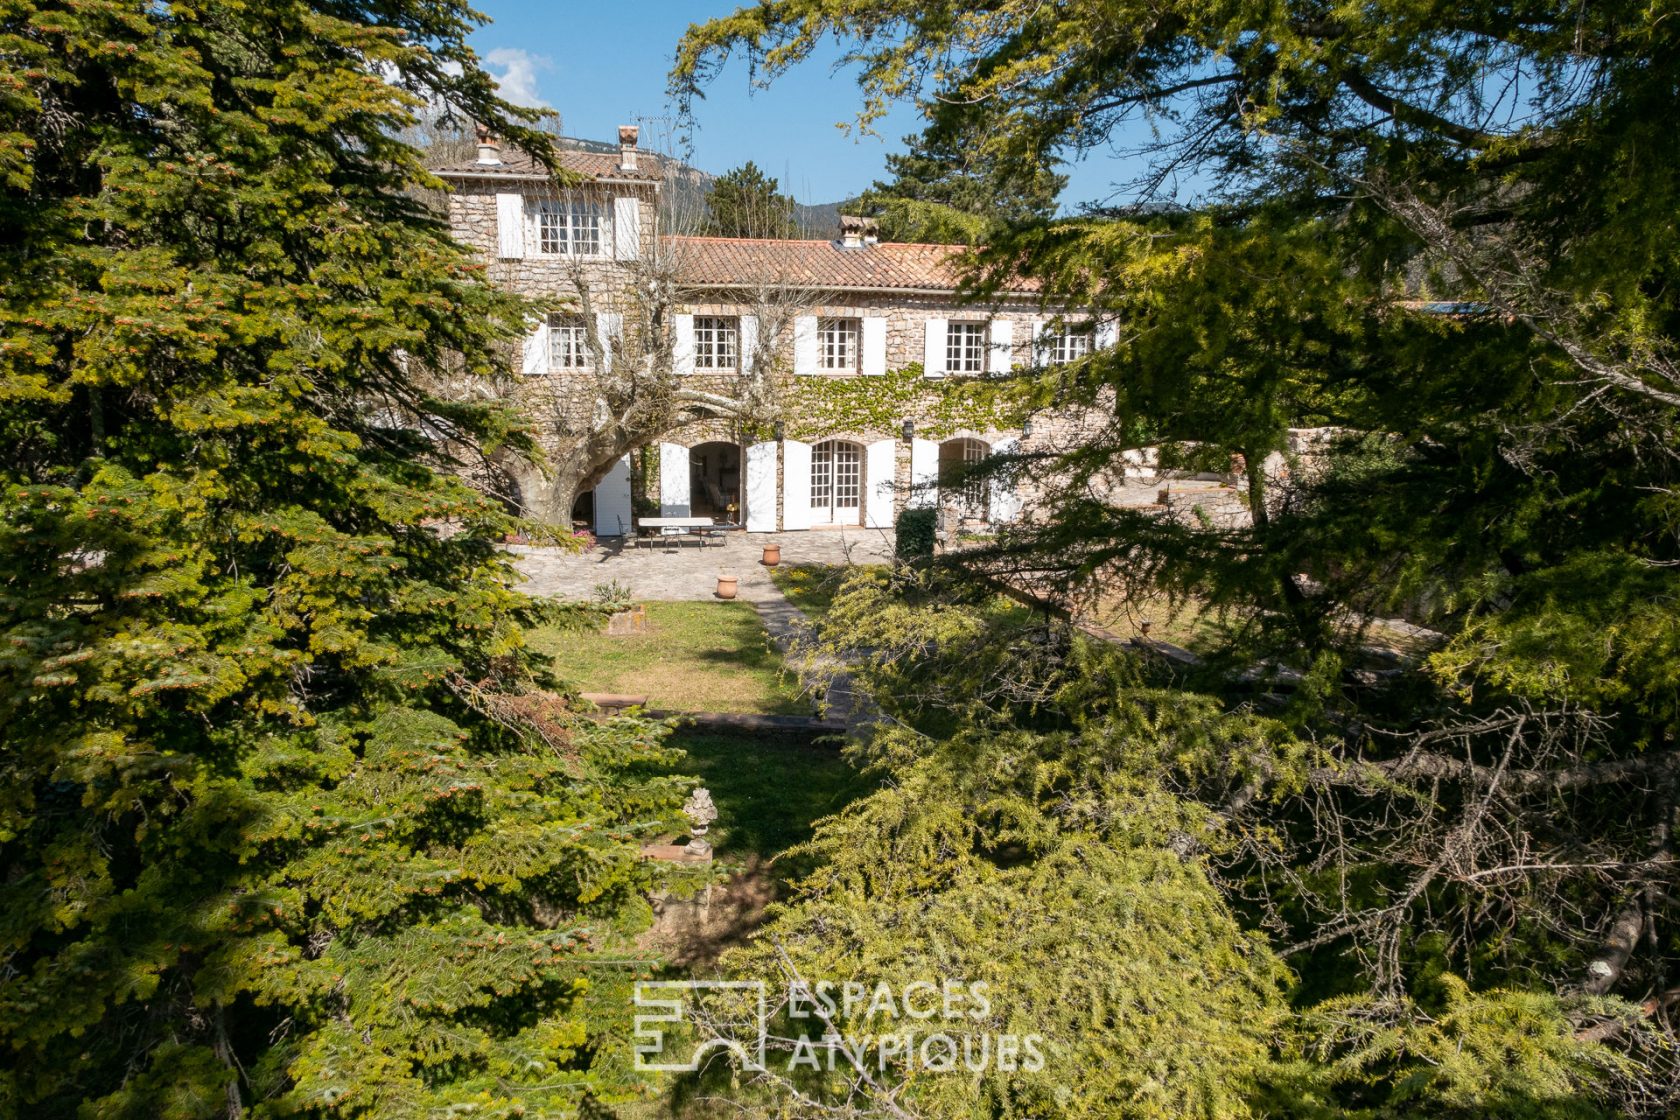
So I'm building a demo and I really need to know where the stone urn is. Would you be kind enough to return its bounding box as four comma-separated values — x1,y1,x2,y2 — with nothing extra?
761,543,781,567
682,787,718,859
715,575,738,600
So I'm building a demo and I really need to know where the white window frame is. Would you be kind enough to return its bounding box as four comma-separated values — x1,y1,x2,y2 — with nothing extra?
818,317,861,373
1049,326,1093,364
534,200,603,257
947,321,987,375
693,315,739,372
546,315,590,372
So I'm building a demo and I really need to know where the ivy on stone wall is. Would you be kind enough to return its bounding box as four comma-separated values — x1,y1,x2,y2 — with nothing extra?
782,364,1034,442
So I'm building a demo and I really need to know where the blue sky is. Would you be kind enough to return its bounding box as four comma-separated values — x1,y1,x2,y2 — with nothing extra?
466,0,1140,211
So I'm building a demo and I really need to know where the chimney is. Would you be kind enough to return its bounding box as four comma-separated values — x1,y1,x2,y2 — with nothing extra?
618,124,639,173
838,214,878,250
474,122,501,166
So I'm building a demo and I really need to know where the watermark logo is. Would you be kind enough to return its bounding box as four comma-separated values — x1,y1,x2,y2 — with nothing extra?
633,978,1044,1075
633,980,768,1072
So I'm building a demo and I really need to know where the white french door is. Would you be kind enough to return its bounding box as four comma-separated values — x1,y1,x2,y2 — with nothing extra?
810,440,863,525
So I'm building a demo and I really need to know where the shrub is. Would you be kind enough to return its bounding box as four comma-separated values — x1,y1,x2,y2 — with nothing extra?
895,506,937,561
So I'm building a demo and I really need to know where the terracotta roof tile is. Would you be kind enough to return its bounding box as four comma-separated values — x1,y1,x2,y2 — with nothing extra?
434,143,663,183
666,235,1038,295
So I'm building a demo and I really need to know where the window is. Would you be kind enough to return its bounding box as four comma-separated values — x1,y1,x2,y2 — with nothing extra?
535,201,602,256
947,321,987,374
1047,326,1093,364
818,318,860,372
547,315,589,371
693,316,739,371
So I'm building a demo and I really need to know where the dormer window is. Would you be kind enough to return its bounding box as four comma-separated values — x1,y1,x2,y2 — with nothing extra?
535,200,602,257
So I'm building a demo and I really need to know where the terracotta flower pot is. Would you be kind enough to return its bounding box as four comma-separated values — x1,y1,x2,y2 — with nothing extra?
761,544,781,567
715,576,738,600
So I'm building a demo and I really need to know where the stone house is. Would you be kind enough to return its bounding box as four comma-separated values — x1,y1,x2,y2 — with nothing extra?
436,126,1108,536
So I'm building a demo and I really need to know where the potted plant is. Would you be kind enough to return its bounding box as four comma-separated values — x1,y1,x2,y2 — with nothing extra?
715,574,739,600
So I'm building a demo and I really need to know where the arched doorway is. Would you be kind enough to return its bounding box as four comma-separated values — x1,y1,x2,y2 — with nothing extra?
938,437,990,520
810,439,864,525
690,441,741,521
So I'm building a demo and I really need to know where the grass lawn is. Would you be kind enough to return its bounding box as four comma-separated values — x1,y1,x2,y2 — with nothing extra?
670,732,876,875
767,561,867,620
525,601,811,716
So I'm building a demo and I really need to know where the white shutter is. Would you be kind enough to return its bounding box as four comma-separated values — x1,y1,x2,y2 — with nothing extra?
793,315,819,375
989,436,1023,524
909,438,939,509
739,314,759,374
988,319,1014,375
496,193,525,259
1030,319,1052,364
593,455,634,536
782,439,812,531
659,442,690,516
745,441,779,532
861,316,888,376
922,317,947,377
595,311,621,371
1096,319,1118,349
865,438,896,529
522,317,548,375
672,313,695,375
613,196,640,261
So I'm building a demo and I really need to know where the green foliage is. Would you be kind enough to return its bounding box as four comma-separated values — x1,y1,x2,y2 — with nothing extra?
784,362,1029,442
854,128,1066,244
894,507,937,561
703,160,800,239
0,2,689,1115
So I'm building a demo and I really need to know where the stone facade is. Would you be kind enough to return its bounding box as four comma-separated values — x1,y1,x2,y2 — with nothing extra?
436,132,1110,536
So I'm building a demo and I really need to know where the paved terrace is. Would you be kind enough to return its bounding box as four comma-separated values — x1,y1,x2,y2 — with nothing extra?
510,528,895,602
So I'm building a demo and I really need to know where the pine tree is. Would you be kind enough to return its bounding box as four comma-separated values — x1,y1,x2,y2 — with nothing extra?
0,3,688,1115
704,161,800,238
854,129,1066,244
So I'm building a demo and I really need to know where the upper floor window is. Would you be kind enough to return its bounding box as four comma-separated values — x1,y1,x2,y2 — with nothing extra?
694,316,739,371
819,318,860,372
947,321,987,375
535,201,602,257
1047,326,1092,364
547,315,590,371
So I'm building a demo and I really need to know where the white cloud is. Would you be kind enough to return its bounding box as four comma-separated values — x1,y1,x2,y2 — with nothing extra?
484,48,552,110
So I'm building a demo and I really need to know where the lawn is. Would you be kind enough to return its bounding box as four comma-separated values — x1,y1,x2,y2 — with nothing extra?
525,601,811,716
670,732,876,873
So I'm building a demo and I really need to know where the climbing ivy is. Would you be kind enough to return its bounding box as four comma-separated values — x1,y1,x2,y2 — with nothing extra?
782,364,1034,442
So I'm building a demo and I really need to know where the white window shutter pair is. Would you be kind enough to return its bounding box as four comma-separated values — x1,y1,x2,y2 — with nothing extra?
496,193,525,259
922,317,947,376
672,313,695,375
522,316,548,375
988,319,1014,375
793,316,819,375
860,316,887,376
613,196,640,261
739,314,759,373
